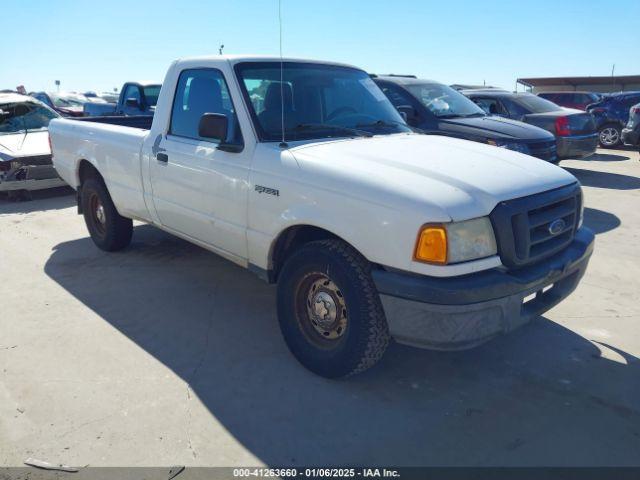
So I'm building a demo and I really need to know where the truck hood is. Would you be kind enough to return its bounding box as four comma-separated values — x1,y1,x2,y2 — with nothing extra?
0,130,51,161
437,115,554,142
289,133,577,221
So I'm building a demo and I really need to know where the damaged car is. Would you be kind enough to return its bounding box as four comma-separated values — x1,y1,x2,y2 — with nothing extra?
0,93,67,198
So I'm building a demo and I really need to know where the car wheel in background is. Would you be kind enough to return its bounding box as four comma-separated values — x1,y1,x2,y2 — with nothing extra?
276,239,390,378
81,178,133,251
598,124,622,148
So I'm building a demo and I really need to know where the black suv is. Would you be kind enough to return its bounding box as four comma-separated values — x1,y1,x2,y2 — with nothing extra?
373,75,558,162
587,92,640,148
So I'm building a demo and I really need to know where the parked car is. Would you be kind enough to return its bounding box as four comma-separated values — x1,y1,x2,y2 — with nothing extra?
463,90,598,159
621,103,640,149
50,55,594,378
586,91,640,148
373,75,558,162
537,91,601,111
0,93,66,196
30,91,87,117
82,82,161,117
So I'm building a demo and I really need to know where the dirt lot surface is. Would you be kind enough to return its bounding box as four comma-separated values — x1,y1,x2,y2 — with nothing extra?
1,148,639,467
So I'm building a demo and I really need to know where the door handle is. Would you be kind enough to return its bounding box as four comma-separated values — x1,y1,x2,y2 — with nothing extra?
156,152,168,163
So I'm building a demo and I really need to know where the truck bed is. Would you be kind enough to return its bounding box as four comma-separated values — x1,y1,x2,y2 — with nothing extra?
76,115,153,130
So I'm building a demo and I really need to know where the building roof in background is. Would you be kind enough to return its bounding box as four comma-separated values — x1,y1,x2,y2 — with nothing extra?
517,75,640,88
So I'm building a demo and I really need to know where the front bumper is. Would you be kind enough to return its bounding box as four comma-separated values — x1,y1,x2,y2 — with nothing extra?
622,126,640,146
373,228,594,350
557,134,599,159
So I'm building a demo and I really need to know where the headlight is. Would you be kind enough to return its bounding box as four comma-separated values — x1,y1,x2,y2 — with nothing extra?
487,139,530,154
414,217,498,265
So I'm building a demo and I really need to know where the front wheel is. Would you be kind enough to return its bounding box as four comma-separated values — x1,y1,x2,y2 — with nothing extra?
81,178,133,251
598,124,622,148
276,239,390,378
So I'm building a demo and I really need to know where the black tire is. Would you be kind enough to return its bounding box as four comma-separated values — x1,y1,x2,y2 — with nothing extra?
276,239,390,378
81,177,133,251
598,123,622,148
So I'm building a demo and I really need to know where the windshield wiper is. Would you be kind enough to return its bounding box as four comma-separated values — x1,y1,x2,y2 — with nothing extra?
356,119,418,133
292,123,373,138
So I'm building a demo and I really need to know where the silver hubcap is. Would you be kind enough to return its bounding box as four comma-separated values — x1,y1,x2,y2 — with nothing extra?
306,276,347,340
95,204,106,224
600,127,619,146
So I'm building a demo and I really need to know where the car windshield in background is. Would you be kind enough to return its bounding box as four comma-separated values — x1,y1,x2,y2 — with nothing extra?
51,94,86,107
143,86,161,106
235,62,411,141
0,102,58,134
513,95,561,113
406,83,485,118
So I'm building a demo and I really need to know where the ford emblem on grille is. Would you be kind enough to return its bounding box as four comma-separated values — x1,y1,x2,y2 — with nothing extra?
548,218,566,235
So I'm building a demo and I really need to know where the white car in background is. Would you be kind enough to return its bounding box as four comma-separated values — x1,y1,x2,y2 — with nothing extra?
0,93,67,197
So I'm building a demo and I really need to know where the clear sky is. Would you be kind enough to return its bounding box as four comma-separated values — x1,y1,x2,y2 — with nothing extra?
2,0,638,94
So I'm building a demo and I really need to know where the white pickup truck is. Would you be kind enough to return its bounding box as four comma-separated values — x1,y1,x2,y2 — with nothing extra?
50,55,594,378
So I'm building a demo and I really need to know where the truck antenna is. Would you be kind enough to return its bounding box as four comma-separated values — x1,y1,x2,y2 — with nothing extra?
278,0,288,148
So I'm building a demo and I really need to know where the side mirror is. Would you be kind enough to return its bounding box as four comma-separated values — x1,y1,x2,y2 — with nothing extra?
125,97,140,109
198,113,228,141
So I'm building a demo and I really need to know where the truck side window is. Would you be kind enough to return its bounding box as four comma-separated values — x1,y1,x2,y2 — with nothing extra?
379,84,414,109
472,97,508,117
169,68,241,144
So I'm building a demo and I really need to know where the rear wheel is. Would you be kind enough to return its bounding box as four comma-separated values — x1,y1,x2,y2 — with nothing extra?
276,239,390,378
598,124,622,148
81,178,133,251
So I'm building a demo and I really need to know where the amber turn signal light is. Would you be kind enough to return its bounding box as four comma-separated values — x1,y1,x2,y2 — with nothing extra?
414,226,447,264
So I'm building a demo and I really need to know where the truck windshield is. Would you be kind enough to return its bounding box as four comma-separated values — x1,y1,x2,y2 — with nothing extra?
0,101,59,135
406,83,486,118
235,62,411,141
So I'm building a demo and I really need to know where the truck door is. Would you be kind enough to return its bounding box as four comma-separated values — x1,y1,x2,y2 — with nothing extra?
147,68,250,260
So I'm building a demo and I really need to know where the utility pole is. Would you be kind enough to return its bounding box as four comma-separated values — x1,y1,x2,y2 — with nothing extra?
611,64,616,91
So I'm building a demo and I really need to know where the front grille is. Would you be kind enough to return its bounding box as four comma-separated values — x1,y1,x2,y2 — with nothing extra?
490,183,581,268
528,140,557,161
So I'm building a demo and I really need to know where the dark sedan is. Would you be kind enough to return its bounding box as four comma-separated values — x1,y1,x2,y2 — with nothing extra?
463,90,598,159
373,76,558,162
537,91,601,111
622,103,640,149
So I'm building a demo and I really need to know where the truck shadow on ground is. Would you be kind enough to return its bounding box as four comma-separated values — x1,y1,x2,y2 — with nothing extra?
583,207,621,234
43,225,640,465
564,167,640,190
0,187,74,215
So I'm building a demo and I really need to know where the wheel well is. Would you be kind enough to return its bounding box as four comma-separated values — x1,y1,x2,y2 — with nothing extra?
78,160,103,186
270,225,342,282
76,160,104,214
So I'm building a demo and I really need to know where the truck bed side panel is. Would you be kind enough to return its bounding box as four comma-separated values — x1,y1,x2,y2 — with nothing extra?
49,118,150,221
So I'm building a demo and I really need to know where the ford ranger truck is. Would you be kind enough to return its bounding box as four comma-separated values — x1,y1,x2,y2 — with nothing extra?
49,56,595,378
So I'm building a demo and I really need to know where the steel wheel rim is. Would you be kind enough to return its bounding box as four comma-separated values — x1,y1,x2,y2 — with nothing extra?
600,127,619,146
295,272,348,346
89,193,106,236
